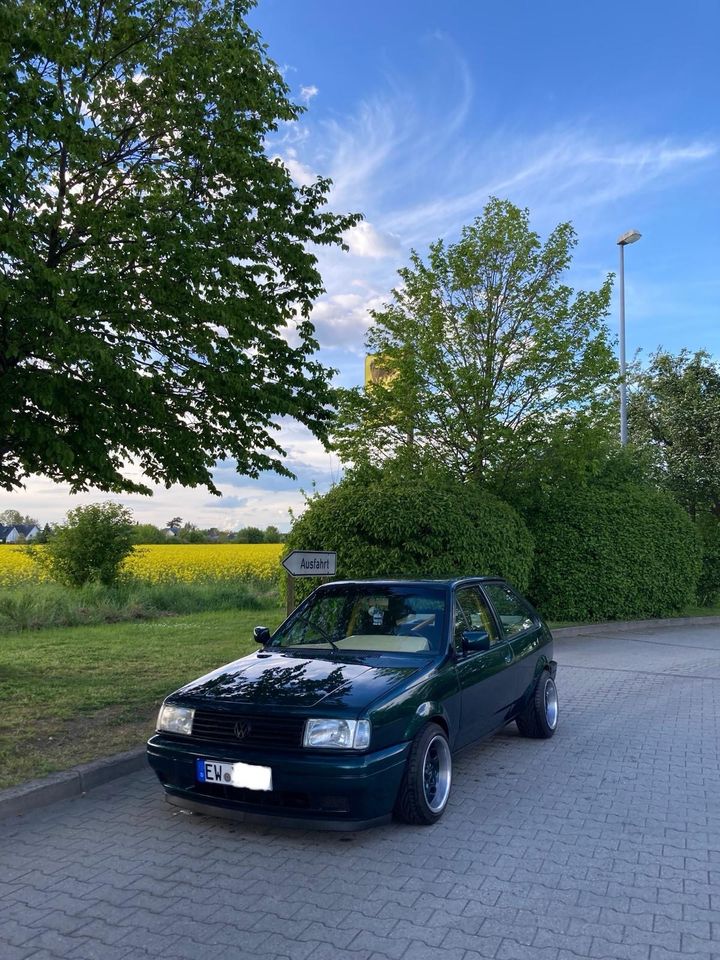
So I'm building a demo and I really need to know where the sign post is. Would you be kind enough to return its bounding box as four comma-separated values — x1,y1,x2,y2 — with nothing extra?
281,551,337,618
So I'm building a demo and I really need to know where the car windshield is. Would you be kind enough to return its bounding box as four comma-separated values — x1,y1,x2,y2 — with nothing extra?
272,584,448,655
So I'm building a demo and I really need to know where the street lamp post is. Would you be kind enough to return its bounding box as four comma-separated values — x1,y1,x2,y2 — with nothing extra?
617,229,641,445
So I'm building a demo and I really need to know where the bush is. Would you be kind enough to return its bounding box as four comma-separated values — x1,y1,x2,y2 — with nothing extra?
696,516,720,606
130,523,166,544
285,461,534,598
39,502,135,587
529,483,702,622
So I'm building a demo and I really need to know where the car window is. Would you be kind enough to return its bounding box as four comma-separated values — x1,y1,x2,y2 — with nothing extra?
281,594,347,646
483,584,537,638
454,587,500,650
274,585,448,654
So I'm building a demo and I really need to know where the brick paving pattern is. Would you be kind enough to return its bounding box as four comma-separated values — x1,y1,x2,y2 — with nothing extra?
2,623,720,960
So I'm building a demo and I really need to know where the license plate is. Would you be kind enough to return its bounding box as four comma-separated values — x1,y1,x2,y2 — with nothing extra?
196,758,272,792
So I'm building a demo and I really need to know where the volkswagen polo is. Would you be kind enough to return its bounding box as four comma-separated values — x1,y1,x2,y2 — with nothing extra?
147,577,558,829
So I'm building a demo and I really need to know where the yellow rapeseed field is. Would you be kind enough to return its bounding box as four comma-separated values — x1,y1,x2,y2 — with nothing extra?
125,544,283,583
0,546,40,585
0,543,284,587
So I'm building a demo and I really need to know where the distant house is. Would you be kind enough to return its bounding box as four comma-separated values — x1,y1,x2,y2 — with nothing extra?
162,528,178,538
0,523,41,543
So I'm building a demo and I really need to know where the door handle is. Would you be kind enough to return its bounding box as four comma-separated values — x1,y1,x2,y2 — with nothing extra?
504,648,513,664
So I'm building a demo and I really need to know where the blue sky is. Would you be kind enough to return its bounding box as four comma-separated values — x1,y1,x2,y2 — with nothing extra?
11,0,720,529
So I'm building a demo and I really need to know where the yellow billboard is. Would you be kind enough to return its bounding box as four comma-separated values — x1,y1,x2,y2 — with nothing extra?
364,354,397,389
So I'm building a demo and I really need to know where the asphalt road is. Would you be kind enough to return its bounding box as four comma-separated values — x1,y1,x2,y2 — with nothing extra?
2,623,720,960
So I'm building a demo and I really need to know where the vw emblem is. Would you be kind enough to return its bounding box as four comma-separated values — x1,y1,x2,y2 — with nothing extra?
234,720,251,740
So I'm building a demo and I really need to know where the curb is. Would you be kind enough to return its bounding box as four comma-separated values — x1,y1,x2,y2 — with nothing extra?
552,615,720,640
0,747,147,823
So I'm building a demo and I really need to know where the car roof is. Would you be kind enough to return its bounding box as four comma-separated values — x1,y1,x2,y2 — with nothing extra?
317,577,505,589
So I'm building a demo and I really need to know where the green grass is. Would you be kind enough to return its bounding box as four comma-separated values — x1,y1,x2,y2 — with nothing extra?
678,600,720,617
0,578,280,633
0,606,285,789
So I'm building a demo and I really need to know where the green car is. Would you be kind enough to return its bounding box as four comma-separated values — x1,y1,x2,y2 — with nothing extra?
147,577,558,829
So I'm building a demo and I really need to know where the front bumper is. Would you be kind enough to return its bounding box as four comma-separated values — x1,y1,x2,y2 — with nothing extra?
146,735,411,830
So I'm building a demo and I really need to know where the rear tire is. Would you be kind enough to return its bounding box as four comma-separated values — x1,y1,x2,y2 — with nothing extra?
395,723,452,825
516,671,558,739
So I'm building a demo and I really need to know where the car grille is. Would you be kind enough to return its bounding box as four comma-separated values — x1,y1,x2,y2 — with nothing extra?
189,709,305,751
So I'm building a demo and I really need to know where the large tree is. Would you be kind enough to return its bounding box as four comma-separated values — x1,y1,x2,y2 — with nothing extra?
630,349,720,520
332,198,616,484
0,0,359,494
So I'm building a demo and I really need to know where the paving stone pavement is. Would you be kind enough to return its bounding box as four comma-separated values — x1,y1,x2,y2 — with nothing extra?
2,623,720,960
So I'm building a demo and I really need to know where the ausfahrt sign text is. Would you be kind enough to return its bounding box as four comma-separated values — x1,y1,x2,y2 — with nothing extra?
281,550,337,578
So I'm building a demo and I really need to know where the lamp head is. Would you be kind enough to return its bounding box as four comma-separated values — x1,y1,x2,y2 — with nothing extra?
617,229,642,246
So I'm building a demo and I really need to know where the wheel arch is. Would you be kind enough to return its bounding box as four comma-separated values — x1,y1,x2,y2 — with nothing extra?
402,702,452,746
428,713,449,738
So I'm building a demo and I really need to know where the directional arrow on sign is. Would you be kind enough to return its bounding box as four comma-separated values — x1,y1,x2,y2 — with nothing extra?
281,550,337,578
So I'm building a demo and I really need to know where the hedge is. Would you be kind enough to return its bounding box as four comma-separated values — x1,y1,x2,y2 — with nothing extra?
696,516,720,606
285,462,534,598
529,483,702,622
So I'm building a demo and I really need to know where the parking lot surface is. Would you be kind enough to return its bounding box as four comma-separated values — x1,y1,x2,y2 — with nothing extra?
2,623,720,960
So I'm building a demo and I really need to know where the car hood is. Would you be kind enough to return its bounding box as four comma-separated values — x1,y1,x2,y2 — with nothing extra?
174,650,424,711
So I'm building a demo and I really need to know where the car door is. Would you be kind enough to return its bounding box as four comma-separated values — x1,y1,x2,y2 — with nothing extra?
452,585,515,748
481,581,543,713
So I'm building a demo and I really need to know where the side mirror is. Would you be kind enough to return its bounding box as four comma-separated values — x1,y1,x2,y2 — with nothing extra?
253,626,271,645
462,629,490,654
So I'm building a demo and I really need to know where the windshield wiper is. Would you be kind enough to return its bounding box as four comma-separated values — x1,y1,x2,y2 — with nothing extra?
289,613,339,652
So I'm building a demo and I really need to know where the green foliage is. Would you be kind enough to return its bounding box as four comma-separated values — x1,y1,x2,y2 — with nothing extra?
503,425,656,519
128,521,286,544
1,0,360,495
262,525,284,544
39,502,135,587
232,525,287,543
0,509,38,525
629,350,720,519
500,414,617,516
175,523,205,544
332,198,616,484
696,516,720,606
0,577,278,633
130,523,166,544
235,526,267,544
530,483,702,622
285,459,534,597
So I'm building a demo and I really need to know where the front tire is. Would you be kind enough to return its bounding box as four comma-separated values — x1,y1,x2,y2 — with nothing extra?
516,671,558,739
395,723,452,825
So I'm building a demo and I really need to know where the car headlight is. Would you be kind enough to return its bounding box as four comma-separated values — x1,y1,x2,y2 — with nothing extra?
303,718,371,750
157,703,195,736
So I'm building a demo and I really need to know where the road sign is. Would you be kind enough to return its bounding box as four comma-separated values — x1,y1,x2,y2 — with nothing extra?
281,550,337,578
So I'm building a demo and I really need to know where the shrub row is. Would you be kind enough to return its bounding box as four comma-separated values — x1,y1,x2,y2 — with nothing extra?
286,461,710,623
529,485,702,622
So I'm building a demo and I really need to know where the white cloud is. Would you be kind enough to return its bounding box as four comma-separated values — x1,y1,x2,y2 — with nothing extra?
274,41,715,253
309,290,387,350
344,220,401,258
365,130,717,247
300,84,319,103
274,147,317,186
